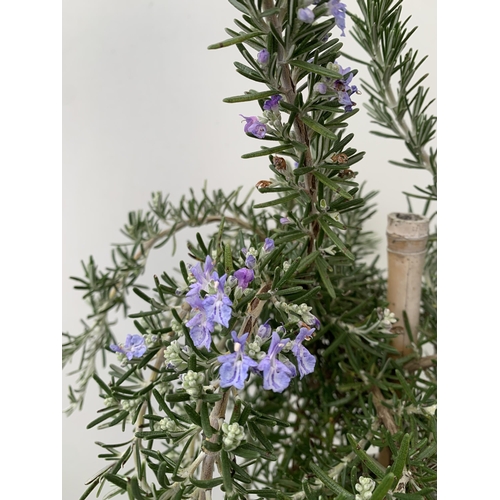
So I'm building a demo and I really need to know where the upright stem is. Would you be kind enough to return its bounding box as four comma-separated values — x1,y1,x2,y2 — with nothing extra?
263,0,319,252
199,389,231,500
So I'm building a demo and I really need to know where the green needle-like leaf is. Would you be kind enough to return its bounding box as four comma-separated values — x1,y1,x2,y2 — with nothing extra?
301,115,338,141
220,449,234,494
318,217,355,260
346,434,386,479
309,463,354,499
289,60,342,79
392,433,411,481
223,90,277,103
253,192,300,209
316,257,336,299
241,144,294,158
313,171,354,200
190,476,224,488
208,31,264,49
370,473,395,500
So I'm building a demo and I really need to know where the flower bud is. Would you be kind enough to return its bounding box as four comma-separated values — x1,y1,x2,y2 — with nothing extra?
182,370,205,398
164,340,188,371
221,422,246,451
257,49,269,65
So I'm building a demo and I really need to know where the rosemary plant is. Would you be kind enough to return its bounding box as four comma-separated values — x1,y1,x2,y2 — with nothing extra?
63,1,436,499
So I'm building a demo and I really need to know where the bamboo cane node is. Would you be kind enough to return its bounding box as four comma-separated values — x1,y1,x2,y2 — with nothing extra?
387,212,429,239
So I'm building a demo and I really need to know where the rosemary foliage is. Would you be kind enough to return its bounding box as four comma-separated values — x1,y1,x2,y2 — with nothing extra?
63,2,437,499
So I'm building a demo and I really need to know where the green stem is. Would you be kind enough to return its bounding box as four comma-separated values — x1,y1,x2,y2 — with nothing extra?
263,0,319,252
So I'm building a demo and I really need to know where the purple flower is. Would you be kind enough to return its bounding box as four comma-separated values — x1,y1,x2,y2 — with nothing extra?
263,238,275,252
314,82,328,95
328,0,347,36
218,332,258,390
186,299,215,351
240,115,267,139
337,63,351,76
280,217,291,225
292,327,316,378
245,253,257,269
257,320,272,342
331,64,357,112
186,256,217,307
110,334,147,360
184,256,235,351
257,332,297,393
263,95,282,113
233,267,254,290
337,91,354,112
298,7,315,23
203,275,233,328
257,49,269,65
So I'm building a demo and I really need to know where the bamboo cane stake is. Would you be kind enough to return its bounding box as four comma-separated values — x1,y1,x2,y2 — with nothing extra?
377,213,430,468
386,212,430,356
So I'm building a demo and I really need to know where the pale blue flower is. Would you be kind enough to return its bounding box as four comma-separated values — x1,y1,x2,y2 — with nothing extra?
331,63,358,112
110,334,147,360
203,275,233,328
257,332,297,393
263,238,275,252
257,320,272,341
314,82,328,95
298,7,315,23
218,331,258,390
245,253,257,269
186,296,215,351
186,255,217,307
292,327,317,378
328,0,347,36
184,256,234,351
280,217,291,225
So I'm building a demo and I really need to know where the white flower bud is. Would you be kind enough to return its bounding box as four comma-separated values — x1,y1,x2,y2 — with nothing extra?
354,476,375,500
171,320,183,334
234,286,243,301
164,340,188,371
120,399,140,411
154,417,178,433
423,404,437,416
182,370,205,398
221,422,245,451
144,334,158,348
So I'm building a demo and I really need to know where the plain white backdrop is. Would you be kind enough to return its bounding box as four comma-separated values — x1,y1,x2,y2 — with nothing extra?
62,1,436,498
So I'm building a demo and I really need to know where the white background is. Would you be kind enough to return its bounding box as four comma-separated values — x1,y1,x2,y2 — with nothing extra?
62,1,437,499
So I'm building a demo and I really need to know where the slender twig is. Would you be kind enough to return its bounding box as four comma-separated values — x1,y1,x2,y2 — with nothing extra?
199,389,231,500
404,355,437,373
371,386,398,435
263,0,318,252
